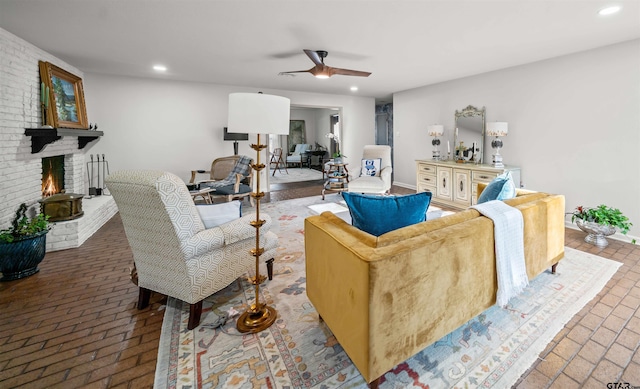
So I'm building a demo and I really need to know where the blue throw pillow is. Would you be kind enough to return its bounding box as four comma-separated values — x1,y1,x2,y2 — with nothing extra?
342,192,432,236
477,172,516,204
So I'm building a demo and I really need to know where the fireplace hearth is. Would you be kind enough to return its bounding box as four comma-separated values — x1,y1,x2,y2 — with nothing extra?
40,155,84,222
39,193,84,222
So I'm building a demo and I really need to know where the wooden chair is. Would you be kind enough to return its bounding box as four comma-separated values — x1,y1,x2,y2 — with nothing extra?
191,155,255,206
190,155,241,184
269,147,287,176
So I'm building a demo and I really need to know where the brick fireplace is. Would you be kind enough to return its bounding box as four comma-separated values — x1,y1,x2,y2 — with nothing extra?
0,28,117,252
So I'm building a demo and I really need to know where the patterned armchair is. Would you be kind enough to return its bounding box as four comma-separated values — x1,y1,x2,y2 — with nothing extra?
106,170,278,330
286,144,312,168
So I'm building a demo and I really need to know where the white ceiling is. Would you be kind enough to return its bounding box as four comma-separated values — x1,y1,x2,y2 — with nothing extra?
1,0,639,103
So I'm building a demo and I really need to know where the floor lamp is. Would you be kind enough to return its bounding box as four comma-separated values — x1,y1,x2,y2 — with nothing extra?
227,92,290,333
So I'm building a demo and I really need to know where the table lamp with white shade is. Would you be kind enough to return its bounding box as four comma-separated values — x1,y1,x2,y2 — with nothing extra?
486,122,508,168
227,92,290,333
428,124,444,160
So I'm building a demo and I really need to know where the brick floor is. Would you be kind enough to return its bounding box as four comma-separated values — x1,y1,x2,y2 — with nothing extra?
1,179,638,388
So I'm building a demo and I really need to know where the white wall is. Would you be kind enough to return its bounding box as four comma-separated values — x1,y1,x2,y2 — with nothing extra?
315,108,337,149
393,39,640,237
83,74,374,187
289,107,318,151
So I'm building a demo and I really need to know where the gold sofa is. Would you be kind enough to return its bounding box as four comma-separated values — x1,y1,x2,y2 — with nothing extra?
304,186,565,387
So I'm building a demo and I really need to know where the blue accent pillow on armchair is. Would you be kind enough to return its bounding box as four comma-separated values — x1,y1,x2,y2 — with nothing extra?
342,191,432,236
477,171,516,204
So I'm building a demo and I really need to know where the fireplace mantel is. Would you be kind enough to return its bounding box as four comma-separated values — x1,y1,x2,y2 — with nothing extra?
25,128,104,153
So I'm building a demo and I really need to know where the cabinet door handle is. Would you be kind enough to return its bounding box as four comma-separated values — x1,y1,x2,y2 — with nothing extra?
460,180,464,191
480,175,490,179
442,177,446,188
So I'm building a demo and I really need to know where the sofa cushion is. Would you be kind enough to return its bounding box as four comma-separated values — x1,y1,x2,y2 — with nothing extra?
360,158,381,177
196,201,242,229
342,191,432,236
477,172,516,204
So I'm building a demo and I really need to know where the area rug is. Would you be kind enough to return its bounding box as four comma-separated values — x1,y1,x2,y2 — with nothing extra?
269,167,324,184
154,195,622,389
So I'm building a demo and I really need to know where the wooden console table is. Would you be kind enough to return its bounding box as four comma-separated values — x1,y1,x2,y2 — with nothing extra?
416,159,520,209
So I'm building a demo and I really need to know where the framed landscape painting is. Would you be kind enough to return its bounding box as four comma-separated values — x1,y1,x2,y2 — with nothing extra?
288,120,306,152
39,61,88,129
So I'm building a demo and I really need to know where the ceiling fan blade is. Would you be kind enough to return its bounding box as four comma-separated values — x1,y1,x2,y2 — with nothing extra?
278,69,312,75
330,67,372,77
303,49,324,66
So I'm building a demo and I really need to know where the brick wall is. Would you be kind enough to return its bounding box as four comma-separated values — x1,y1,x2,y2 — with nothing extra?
0,28,116,251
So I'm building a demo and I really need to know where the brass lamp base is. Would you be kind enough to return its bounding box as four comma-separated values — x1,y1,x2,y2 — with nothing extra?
236,303,277,333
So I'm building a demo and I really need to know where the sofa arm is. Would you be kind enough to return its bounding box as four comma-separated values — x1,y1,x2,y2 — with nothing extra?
181,214,272,259
380,166,392,181
220,213,272,245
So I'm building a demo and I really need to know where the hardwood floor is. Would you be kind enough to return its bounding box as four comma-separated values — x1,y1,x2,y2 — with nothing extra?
1,182,638,388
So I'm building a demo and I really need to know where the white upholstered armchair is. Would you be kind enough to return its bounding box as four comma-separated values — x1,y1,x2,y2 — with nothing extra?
106,170,278,330
348,145,393,194
286,143,311,168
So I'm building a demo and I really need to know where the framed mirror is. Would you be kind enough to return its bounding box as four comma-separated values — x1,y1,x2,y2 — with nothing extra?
454,105,485,163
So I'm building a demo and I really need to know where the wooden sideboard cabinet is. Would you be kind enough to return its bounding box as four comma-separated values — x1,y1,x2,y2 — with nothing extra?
416,160,521,210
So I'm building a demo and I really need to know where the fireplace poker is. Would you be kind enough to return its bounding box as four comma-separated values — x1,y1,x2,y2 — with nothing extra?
96,154,102,195
88,154,98,196
101,154,111,196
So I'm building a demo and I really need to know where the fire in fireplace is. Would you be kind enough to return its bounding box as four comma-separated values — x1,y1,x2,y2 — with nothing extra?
40,155,84,222
42,155,64,197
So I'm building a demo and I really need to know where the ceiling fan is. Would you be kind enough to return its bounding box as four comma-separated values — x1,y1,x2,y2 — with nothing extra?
279,49,371,79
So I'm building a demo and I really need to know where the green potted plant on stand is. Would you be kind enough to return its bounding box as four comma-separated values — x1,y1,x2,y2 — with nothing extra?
569,204,634,248
0,203,51,281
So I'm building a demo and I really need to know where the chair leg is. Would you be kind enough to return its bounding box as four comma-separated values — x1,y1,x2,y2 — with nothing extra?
137,287,151,310
266,258,274,280
187,301,203,330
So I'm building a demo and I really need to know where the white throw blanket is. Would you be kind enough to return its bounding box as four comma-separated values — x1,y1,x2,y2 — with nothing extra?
471,200,529,307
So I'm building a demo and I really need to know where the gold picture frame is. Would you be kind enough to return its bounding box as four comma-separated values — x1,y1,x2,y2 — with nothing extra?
39,61,88,129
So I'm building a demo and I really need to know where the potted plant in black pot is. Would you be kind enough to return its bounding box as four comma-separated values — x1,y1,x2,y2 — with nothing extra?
569,204,635,248
0,203,51,281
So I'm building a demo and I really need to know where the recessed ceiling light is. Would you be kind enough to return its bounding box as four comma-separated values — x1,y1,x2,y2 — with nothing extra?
350,86,358,92
153,65,167,72
598,5,621,15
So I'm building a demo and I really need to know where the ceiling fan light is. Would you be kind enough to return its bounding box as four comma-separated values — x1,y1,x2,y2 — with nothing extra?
598,5,621,15
315,74,330,79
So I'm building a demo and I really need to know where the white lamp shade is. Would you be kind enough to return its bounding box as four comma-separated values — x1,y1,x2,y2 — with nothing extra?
228,93,291,135
486,122,508,137
427,124,444,136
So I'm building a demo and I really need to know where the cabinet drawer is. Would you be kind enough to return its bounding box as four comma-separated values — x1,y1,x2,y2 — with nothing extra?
417,164,437,175
472,171,498,182
417,183,435,194
418,173,437,187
